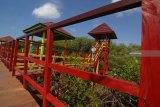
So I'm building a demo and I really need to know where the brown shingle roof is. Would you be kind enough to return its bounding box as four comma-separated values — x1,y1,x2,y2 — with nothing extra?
88,23,117,39
23,22,75,40
42,22,74,38
0,36,14,42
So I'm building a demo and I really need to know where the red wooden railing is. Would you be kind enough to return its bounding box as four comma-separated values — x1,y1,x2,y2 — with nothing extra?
0,0,160,107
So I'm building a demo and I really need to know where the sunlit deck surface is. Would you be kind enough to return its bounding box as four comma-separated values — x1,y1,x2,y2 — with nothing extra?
0,61,39,107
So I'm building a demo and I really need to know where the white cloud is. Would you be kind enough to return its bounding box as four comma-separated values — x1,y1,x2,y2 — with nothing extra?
111,0,141,17
111,0,120,3
32,2,61,19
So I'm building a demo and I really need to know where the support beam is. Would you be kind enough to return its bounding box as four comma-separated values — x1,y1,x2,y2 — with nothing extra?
139,0,160,106
9,41,15,71
12,39,19,76
43,29,53,107
23,36,29,89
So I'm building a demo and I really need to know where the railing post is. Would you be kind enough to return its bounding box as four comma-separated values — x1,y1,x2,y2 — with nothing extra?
23,36,29,88
12,39,19,76
0,44,3,61
103,39,110,75
9,41,15,71
43,28,53,107
0,43,1,60
5,44,7,66
6,43,9,67
4,44,6,66
36,44,40,55
139,0,160,106
3,44,6,64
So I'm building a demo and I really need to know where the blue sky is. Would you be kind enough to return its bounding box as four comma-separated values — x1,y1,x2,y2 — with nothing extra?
0,0,141,45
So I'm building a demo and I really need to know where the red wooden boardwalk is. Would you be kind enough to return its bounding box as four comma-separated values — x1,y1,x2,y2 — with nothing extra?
0,61,39,107
0,0,160,106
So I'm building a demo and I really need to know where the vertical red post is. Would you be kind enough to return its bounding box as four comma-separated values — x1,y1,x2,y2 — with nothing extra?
2,44,4,62
37,44,40,55
7,43,10,68
23,36,29,88
7,43,9,67
1,44,3,60
9,41,15,71
0,44,3,61
3,44,6,64
4,44,7,66
12,39,19,76
139,0,160,107
102,39,110,75
43,28,53,107
0,43,1,59
5,43,8,66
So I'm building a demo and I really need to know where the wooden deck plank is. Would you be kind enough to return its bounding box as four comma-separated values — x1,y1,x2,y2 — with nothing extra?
0,61,39,107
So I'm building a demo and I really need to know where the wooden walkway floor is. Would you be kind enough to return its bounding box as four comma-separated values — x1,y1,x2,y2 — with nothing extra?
0,61,39,107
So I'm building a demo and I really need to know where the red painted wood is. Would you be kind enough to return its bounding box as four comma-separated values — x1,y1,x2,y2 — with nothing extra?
25,57,45,66
10,42,14,70
49,63,139,97
9,42,13,71
15,66,66,107
15,67,44,94
139,0,160,107
0,1,145,107
47,94,66,107
12,39,19,76
43,29,54,107
23,36,29,88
